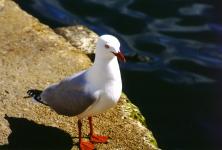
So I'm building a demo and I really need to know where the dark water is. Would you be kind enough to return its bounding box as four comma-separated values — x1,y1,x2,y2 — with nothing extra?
15,0,222,149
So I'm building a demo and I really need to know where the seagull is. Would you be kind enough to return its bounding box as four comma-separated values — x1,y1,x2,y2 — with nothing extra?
26,35,126,150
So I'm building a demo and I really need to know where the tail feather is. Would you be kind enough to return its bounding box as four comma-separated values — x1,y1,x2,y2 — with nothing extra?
26,89,48,106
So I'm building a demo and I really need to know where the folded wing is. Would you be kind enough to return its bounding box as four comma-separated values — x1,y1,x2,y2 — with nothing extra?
41,71,96,116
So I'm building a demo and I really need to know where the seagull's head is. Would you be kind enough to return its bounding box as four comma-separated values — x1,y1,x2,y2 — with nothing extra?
96,35,126,62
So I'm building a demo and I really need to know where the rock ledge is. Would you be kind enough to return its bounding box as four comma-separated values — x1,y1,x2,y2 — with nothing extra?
0,1,158,150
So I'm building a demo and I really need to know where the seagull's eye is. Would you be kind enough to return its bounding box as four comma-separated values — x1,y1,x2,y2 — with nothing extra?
105,44,110,49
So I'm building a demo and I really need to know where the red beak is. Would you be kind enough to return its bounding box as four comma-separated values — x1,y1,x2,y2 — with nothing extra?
112,51,126,62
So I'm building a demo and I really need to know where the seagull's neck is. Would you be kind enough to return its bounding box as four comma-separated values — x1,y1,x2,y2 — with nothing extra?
86,55,121,86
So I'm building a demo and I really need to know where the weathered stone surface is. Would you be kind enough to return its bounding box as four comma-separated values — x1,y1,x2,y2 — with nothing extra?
0,0,5,11
0,1,158,149
55,25,98,54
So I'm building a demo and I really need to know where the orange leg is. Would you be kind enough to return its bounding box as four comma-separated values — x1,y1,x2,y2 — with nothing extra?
88,117,108,143
78,119,94,150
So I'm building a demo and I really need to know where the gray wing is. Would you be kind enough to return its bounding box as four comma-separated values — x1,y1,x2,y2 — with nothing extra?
41,71,96,116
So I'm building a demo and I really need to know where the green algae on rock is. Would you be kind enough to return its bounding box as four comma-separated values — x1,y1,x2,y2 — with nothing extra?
120,93,159,149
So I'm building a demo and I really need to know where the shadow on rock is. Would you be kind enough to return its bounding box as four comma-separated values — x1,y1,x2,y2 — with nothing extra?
0,115,73,150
